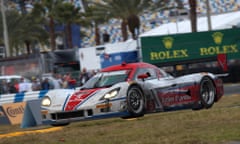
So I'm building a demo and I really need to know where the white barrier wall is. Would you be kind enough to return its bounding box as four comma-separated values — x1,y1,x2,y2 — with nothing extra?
0,90,49,105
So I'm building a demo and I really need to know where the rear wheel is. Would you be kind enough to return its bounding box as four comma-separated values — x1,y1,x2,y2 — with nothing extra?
126,86,145,117
199,77,216,109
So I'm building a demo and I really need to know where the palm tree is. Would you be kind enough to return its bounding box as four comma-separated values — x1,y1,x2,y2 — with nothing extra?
89,0,184,41
188,0,197,32
83,5,107,45
32,0,63,51
91,0,151,41
0,10,48,56
54,2,83,48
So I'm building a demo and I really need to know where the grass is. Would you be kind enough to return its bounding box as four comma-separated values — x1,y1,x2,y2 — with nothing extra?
1,95,240,144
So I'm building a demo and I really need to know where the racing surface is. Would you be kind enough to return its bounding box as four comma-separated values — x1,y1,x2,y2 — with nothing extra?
0,84,240,144
224,83,240,96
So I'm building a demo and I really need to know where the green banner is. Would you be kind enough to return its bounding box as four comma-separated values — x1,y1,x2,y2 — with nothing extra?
140,28,240,64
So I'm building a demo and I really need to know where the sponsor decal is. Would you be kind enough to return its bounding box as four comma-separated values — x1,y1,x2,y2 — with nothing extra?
96,103,112,109
200,32,238,56
150,37,189,61
212,32,223,44
6,106,24,117
161,95,192,106
162,37,174,49
2,102,26,125
142,29,240,64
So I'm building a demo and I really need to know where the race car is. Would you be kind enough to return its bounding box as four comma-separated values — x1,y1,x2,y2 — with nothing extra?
41,62,224,126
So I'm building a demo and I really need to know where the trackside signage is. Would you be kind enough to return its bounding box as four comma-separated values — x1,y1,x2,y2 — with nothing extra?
2,102,26,125
140,28,240,64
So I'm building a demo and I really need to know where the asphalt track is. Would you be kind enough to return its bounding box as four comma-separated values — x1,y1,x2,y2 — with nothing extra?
224,83,240,96
0,84,239,139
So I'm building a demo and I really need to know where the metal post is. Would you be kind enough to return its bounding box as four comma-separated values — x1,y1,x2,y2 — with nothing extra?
0,0,10,57
206,0,212,30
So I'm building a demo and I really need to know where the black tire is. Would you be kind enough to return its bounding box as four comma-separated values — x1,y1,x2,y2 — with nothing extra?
199,77,216,109
126,86,145,117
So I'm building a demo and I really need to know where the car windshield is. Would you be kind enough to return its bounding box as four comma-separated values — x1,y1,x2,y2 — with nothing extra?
81,70,129,89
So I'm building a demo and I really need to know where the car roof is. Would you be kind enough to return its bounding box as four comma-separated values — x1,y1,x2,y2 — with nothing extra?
101,62,157,72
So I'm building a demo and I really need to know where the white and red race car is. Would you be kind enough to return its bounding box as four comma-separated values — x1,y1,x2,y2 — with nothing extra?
41,62,224,126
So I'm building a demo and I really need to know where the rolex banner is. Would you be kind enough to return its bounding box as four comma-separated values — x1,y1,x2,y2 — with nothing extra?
140,28,240,64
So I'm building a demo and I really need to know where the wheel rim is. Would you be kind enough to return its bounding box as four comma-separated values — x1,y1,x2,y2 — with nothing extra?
201,80,215,105
128,88,143,112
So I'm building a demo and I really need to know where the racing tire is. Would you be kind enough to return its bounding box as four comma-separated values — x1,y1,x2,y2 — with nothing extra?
126,86,145,117
199,77,216,109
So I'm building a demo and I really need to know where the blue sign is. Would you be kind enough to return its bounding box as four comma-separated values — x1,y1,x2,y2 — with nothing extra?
100,51,138,68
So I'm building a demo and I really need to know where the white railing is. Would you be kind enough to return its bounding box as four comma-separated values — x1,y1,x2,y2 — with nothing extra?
0,90,49,105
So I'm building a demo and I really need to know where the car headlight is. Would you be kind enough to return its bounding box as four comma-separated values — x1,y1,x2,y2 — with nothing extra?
41,96,51,107
103,88,120,99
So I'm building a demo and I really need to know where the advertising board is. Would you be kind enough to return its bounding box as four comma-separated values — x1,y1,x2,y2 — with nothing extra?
141,28,240,65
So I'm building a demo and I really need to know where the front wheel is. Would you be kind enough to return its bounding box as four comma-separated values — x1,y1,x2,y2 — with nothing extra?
199,77,216,109
126,86,145,117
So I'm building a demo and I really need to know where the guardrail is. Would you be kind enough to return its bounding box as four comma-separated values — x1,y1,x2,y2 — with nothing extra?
0,90,49,105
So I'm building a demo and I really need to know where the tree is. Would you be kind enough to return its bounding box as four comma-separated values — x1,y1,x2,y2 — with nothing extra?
189,0,197,32
0,10,48,56
83,5,107,45
89,0,184,41
33,0,63,51
54,2,83,48
91,0,151,41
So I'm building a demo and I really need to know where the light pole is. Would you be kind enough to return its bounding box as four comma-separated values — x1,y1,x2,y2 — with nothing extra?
206,0,212,30
0,0,10,57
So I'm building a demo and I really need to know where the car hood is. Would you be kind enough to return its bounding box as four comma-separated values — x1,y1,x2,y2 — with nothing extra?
44,88,104,111
64,88,103,111
44,82,130,111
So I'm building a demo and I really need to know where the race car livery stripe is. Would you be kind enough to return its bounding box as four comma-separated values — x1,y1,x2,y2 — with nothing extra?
84,111,130,120
64,89,98,111
97,97,126,104
62,94,71,111
74,90,99,110
155,82,195,92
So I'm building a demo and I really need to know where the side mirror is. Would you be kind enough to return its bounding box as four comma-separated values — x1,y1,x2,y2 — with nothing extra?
137,73,149,79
